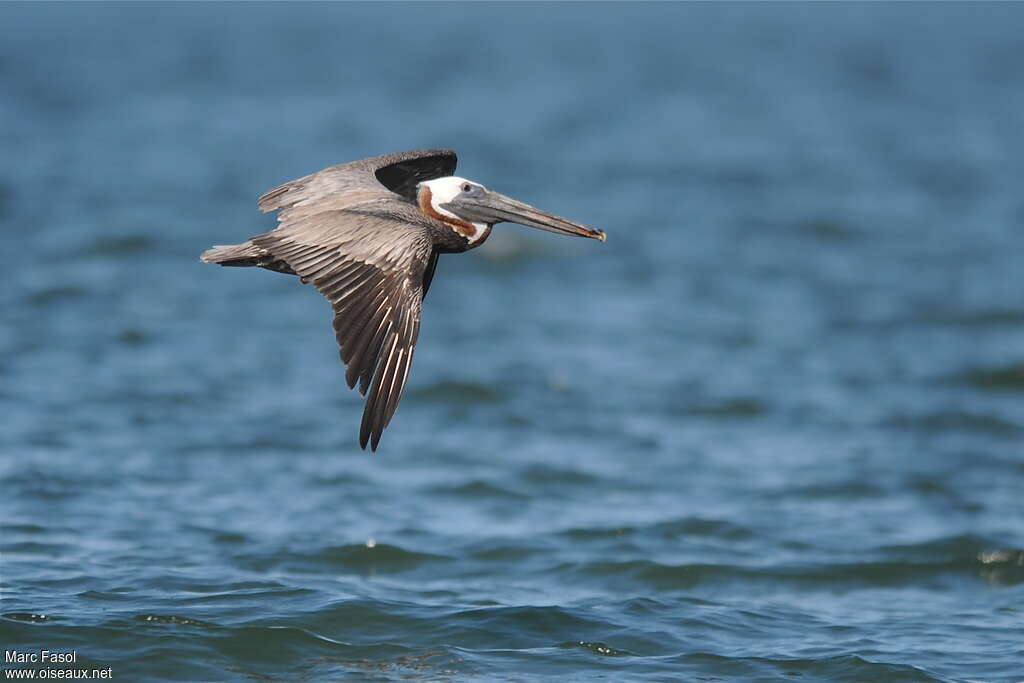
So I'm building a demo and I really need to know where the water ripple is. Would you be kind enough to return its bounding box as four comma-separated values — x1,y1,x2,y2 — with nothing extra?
4,3,1023,680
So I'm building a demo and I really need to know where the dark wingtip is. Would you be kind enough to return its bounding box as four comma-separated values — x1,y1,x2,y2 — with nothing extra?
358,431,380,452
359,414,370,450
342,350,359,390
359,412,382,451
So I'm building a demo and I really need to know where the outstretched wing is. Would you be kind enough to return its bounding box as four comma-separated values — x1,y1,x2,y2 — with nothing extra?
258,149,457,215
252,204,436,451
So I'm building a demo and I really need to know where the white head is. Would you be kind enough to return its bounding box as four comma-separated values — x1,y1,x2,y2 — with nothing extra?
419,176,487,206
416,176,491,244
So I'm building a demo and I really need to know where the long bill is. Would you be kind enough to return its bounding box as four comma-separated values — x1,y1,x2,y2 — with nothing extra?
456,191,606,242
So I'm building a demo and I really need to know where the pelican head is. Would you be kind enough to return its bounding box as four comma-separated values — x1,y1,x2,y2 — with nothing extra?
417,176,606,242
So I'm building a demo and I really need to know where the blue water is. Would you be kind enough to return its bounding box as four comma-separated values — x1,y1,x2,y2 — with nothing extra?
2,3,1024,681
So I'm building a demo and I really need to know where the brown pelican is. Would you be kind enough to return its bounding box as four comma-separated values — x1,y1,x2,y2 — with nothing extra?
201,149,605,450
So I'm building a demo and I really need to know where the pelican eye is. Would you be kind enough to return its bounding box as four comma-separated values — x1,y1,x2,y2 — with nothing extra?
459,183,484,199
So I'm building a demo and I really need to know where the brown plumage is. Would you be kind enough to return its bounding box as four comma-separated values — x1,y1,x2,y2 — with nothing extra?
201,149,605,451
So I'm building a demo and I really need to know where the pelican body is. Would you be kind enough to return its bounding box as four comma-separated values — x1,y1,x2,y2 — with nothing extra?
201,149,605,450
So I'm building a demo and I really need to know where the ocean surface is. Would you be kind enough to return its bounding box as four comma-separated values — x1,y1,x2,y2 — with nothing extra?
2,3,1023,681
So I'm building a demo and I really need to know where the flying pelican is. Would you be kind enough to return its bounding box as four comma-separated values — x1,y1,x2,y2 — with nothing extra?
201,149,605,450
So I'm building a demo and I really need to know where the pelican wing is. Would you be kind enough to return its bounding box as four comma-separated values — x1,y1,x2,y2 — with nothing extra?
258,149,457,214
251,202,438,450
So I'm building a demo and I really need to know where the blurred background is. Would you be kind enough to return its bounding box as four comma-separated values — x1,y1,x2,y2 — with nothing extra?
2,3,1022,681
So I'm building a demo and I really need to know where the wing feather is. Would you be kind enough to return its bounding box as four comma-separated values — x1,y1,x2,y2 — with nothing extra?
355,305,395,396
361,334,400,449
322,267,375,303
291,249,344,278
422,250,440,299
250,203,434,450
345,294,391,389
334,286,385,354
